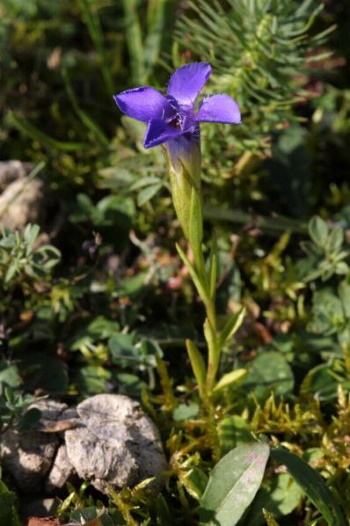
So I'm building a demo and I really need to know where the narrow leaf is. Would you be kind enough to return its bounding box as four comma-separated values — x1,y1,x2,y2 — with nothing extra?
131,176,162,190
78,0,114,94
144,0,167,76
5,263,18,284
219,307,246,346
186,339,206,395
213,368,247,393
62,66,109,147
176,243,208,302
122,0,145,84
209,238,218,300
271,448,345,526
24,223,40,251
156,493,175,526
203,318,217,364
8,112,88,151
262,509,280,526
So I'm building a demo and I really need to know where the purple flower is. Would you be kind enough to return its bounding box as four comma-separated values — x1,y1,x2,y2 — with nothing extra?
113,62,241,149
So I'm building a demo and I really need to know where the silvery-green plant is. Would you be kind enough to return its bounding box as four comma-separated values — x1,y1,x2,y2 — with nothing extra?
0,223,61,286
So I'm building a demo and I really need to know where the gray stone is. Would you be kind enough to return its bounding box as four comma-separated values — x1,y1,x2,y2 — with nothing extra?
45,444,76,492
1,427,59,493
65,426,138,492
0,177,48,230
0,400,67,492
0,160,64,238
65,394,167,493
30,399,67,420
0,395,167,495
0,160,29,189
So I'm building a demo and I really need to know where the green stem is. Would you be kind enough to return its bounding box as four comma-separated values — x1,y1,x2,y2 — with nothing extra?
191,244,221,396
201,390,221,463
163,138,224,397
204,311,220,395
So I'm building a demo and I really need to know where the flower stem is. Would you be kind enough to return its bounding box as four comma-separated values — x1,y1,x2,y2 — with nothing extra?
163,138,224,397
191,244,221,397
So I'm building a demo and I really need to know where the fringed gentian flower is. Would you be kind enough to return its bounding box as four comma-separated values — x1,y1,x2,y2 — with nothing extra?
114,63,240,149
113,63,241,251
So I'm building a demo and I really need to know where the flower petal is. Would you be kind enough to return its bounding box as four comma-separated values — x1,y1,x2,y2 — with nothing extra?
167,63,211,107
144,119,182,149
195,95,241,124
113,87,169,123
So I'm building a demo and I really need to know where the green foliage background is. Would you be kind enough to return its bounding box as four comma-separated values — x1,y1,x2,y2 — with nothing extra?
1,0,350,524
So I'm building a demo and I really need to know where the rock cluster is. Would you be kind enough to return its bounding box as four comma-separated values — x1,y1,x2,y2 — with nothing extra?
0,394,167,494
0,160,62,237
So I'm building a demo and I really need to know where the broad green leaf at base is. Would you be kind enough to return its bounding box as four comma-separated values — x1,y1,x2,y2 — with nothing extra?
199,442,270,526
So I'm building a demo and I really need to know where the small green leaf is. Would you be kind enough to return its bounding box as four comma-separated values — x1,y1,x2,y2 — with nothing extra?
218,415,253,456
186,339,206,395
36,245,61,269
173,402,199,421
137,182,162,206
325,225,343,253
75,365,112,395
87,316,121,340
109,332,135,355
5,263,18,284
300,363,338,401
243,473,303,525
116,372,145,398
131,176,162,190
183,467,208,501
301,240,322,258
176,243,208,302
219,307,246,346
0,363,22,390
77,192,94,213
24,223,40,253
97,194,135,218
199,443,270,525
339,281,350,318
213,369,247,393
335,261,349,275
118,271,148,299
308,216,328,248
271,447,345,526
262,509,280,526
244,351,294,401
203,318,217,364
